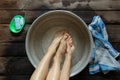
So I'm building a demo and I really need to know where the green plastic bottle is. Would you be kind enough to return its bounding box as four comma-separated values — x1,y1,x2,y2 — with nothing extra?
9,15,25,33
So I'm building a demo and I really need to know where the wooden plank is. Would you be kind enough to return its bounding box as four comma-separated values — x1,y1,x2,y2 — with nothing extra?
0,10,120,24
0,64,119,80
0,57,34,75
0,75,30,80
0,57,120,80
0,42,120,57
111,42,120,52
107,25,120,34
0,73,120,80
0,0,120,10
109,34,120,43
0,24,120,42
0,10,45,24
0,76,6,80
74,11,120,24
71,65,120,80
0,24,29,42
71,69,120,80
0,74,120,80
106,25,120,42
0,43,26,57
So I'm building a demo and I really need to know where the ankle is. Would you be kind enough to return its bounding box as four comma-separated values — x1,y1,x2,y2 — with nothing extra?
54,55,62,62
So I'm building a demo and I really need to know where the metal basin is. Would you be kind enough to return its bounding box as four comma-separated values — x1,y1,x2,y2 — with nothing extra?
26,10,93,77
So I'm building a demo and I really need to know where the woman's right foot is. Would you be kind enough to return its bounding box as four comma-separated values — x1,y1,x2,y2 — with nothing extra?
48,30,65,54
55,33,68,60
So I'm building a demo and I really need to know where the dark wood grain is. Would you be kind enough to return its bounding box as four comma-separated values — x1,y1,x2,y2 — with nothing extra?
0,24,120,42
0,57,34,75
0,43,26,57
0,24,29,42
0,42,120,57
0,75,30,80
0,10,120,24
0,57,119,80
0,0,120,10
0,72,120,80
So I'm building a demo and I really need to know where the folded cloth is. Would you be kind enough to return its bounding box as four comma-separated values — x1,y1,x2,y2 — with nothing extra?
88,16,120,74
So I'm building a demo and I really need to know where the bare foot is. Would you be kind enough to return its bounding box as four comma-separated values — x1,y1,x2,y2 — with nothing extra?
55,33,68,60
66,35,75,56
48,30,65,54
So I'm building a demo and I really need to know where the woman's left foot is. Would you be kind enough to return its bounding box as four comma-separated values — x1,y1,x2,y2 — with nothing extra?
55,33,68,60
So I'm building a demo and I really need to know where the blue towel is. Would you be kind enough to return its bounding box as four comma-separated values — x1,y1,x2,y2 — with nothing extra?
88,16,120,74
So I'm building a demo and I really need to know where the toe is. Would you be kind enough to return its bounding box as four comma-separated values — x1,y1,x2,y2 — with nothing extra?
69,38,72,43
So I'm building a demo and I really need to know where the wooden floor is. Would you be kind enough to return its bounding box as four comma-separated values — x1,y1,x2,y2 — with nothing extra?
0,0,120,80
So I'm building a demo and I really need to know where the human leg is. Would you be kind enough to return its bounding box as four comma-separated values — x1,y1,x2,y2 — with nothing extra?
46,33,68,80
30,30,65,80
60,35,75,80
